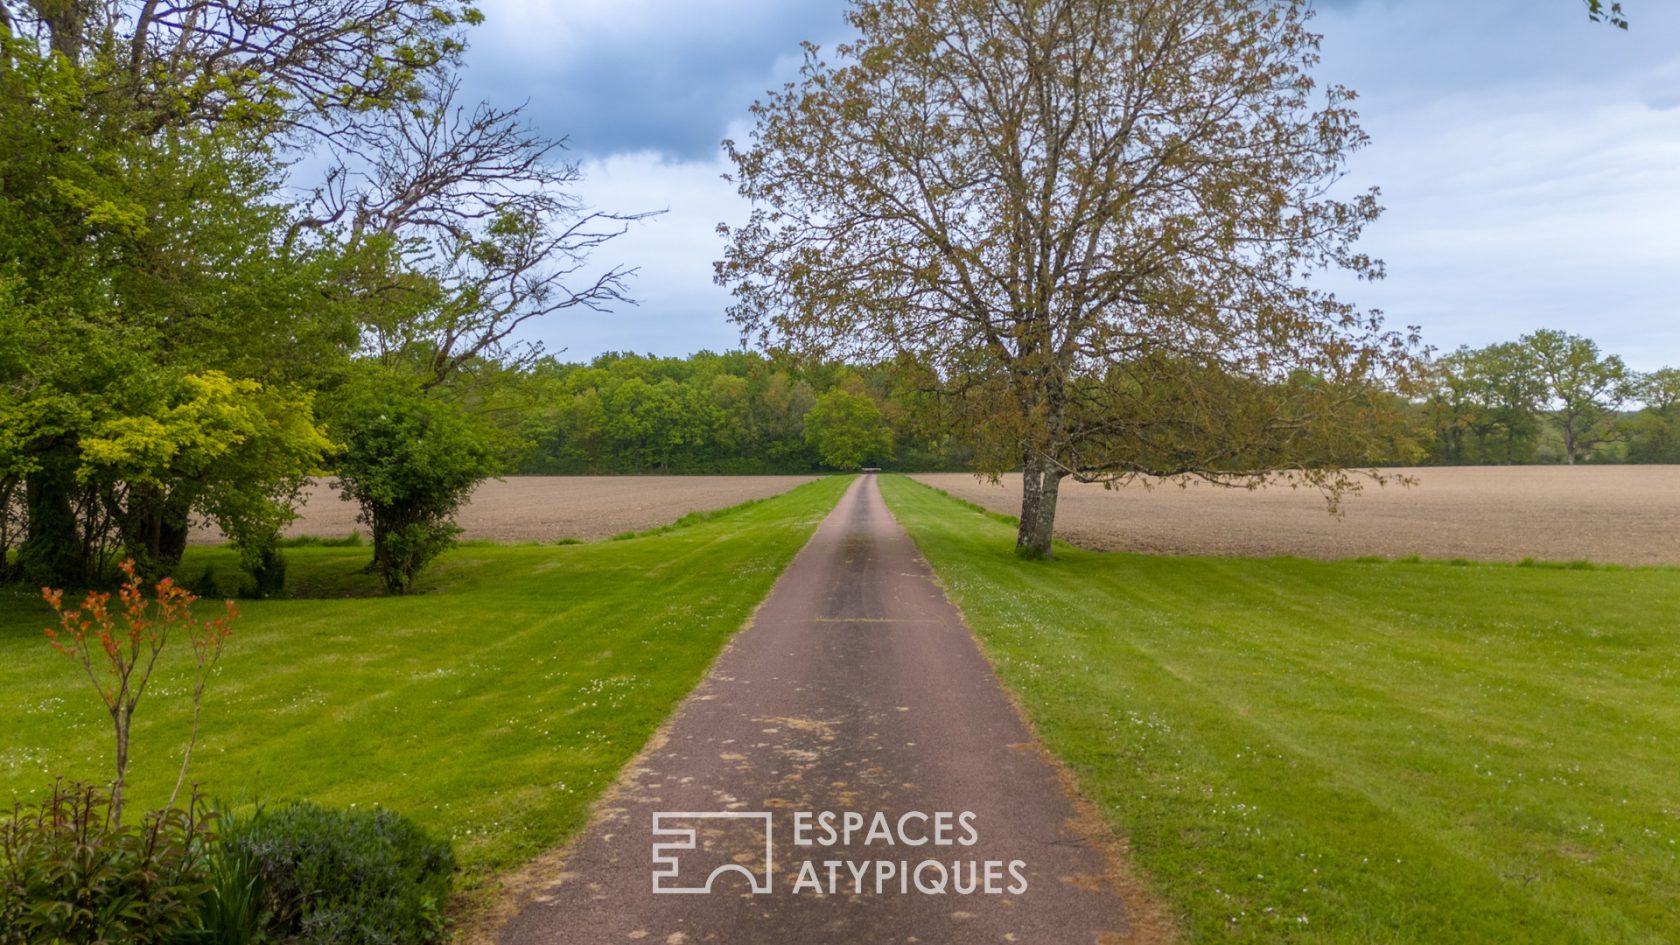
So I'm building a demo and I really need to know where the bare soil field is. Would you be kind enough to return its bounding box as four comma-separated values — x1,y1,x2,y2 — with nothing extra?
913,466,1680,565
192,476,822,545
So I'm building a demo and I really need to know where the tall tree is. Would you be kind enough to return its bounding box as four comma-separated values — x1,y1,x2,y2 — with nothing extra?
0,28,351,586
1523,329,1629,464
1,1,641,590
1627,367,1680,463
804,389,892,469
719,0,1417,556
1466,342,1546,464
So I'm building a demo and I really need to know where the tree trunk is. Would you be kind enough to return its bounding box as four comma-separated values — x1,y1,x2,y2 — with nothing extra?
116,484,192,581
20,468,84,586
1015,457,1064,559
39,0,90,62
111,706,130,826
1017,453,1043,549
0,476,17,582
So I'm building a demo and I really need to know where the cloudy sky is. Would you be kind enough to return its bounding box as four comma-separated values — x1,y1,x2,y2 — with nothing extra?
456,0,1680,369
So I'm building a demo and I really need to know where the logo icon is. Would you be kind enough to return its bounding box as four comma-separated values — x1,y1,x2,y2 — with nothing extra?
651,811,775,895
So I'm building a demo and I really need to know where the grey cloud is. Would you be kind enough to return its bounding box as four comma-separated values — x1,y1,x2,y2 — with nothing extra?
460,0,851,160
460,0,1680,363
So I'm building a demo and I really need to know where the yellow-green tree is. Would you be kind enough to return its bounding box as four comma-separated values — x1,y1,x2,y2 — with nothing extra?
804,390,892,469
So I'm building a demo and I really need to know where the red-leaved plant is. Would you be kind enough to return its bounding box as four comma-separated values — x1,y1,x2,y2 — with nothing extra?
42,559,237,825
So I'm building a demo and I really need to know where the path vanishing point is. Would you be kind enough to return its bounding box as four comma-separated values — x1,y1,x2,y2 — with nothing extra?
496,475,1159,945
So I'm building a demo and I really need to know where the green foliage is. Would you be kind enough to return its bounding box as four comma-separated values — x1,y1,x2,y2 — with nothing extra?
0,33,353,588
1626,368,1680,463
803,389,893,469
502,351,966,474
1404,330,1661,467
228,802,454,945
1421,343,1546,464
329,372,504,593
78,372,334,583
197,804,268,945
0,782,214,945
1523,329,1631,465
1585,0,1630,28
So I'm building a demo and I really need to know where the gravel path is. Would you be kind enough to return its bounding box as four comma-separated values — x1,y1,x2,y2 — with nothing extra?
494,475,1166,945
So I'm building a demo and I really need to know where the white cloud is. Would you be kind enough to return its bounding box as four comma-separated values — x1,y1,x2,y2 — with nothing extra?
520,151,746,360
1315,3,1680,369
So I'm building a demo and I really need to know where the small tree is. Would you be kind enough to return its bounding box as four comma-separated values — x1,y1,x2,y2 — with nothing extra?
330,374,502,593
41,559,237,825
804,390,892,469
75,372,333,591
1523,329,1630,464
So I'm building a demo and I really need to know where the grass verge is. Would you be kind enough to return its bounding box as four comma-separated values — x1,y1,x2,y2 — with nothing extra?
879,474,1680,945
0,476,852,884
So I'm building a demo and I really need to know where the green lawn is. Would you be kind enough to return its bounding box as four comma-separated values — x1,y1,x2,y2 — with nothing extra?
880,475,1680,945
0,476,850,879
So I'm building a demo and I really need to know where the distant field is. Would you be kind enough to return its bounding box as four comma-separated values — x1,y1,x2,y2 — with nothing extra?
192,475,822,544
915,466,1680,565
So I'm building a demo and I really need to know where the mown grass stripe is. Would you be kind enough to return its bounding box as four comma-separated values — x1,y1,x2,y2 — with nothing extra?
880,474,1680,945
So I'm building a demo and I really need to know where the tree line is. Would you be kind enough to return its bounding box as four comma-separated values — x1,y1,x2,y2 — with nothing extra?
487,351,962,476
1408,329,1679,466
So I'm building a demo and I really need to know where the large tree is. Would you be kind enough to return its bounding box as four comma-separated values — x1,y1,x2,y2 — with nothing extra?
1430,342,1546,465
1,1,639,590
0,24,354,586
804,389,892,469
1523,329,1629,465
719,0,1417,556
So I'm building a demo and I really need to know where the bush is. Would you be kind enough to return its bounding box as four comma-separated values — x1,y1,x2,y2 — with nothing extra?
328,371,503,594
0,787,453,945
197,802,268,945
0,781,214,945
245,543,288,600
229,802,455,945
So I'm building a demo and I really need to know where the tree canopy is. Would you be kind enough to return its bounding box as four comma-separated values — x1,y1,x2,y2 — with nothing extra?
804,389,893,470
719,0,1418,556
0,0,638,591
1584,1,1629,28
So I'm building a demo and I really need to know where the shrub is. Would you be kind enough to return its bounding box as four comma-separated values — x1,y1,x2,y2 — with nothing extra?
229,802,455,945
328,371,503,594
0,781,214,945
246,543,288,600
197,802,269,945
